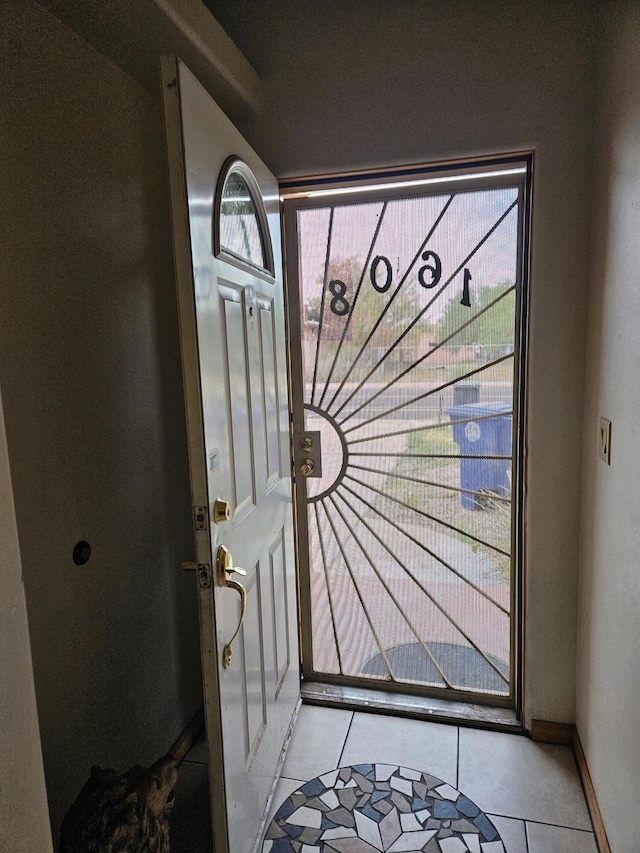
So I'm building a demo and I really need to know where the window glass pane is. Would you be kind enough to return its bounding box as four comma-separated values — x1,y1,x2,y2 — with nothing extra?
219,171,266,268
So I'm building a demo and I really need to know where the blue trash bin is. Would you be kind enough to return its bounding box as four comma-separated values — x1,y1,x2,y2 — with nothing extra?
448,402,512,509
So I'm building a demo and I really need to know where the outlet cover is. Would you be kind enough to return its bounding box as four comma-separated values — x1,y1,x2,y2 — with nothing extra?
599,417,611,464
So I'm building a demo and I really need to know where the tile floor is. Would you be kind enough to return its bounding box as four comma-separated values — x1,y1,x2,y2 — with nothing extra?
263,705,598,853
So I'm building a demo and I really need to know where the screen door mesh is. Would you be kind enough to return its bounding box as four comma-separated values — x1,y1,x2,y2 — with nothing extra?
291,178,524,698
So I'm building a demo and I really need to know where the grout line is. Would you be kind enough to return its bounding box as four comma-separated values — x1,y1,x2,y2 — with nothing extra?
336,711,355,768
521,814,530,853
455,725,460,789
489,811,595,833
486,814,530,853
524,818,596,832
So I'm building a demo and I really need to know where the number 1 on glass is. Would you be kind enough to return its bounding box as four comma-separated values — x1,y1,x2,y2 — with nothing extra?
461,268,472,307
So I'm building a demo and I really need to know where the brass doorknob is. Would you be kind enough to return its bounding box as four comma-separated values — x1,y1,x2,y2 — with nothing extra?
299,458,315,476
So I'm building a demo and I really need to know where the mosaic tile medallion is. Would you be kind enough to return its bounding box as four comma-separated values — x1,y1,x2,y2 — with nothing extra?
263,764,504,853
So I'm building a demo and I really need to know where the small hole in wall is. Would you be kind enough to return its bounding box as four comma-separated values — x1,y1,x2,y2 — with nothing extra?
72,540,92,566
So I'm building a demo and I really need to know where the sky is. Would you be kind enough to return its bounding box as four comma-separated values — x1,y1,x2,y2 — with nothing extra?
297,184,520,325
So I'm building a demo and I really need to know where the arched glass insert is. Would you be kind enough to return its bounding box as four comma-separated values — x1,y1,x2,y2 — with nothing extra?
214,157,275,278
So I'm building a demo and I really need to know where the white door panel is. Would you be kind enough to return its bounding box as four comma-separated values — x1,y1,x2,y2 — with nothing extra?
161,56,299,853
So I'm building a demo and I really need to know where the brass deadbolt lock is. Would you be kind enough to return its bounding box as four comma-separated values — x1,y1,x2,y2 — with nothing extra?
292,430,321,478
213,498,231,524
299,458,315,477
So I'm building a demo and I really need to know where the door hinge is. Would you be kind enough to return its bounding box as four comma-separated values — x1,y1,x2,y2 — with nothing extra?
193,505,208,531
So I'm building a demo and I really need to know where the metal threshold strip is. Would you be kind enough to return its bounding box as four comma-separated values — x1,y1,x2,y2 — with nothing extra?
300,681,522,733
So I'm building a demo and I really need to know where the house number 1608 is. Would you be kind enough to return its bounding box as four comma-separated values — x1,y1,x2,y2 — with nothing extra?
328,250,472,316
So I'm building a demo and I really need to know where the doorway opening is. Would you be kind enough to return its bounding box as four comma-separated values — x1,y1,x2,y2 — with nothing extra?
283,156,530,715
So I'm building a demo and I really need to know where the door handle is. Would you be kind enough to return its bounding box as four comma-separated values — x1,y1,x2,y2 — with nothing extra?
216,545,247,670
222,578,246,670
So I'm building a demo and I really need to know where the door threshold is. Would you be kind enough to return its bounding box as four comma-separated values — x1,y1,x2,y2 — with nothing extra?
301,681,522,733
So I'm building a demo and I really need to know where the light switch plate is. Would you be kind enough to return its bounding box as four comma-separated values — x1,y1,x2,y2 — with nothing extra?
599,417,611,464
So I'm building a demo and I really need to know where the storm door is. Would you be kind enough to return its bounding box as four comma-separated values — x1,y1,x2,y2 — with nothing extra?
283,159,529,707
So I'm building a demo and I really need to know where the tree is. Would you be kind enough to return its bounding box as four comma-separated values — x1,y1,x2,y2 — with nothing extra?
306,255,429,349
435,282,515,349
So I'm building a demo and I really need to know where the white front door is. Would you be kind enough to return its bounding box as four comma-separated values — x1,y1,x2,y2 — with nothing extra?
161,57,300,853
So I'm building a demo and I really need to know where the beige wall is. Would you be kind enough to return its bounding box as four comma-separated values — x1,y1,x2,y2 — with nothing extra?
0,385,53,853
577,4,640,851
1,1,202,838
211,0,598,725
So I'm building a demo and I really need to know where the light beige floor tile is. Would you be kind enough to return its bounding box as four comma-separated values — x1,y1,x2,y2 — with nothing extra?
265,776,306,826
526,821,598,853
458,729,592,829
487,815,527,853
339,712,458,786
280,704,353,780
